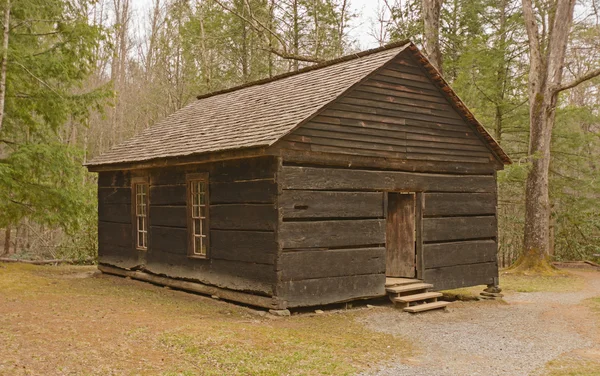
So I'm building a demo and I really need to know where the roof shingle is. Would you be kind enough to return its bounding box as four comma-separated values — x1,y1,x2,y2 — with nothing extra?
87,43,411,166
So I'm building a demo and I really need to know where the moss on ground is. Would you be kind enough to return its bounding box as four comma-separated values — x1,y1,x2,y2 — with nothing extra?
499,271,584,293
0,263,411,375
543,356,600,375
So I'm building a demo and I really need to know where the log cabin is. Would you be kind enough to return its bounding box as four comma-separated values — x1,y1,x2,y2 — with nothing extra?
86,40,511,311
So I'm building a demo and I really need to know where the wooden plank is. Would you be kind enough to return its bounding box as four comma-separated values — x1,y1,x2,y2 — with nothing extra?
406,145,491,158
279,247,385,280
98,171,132,188
338,96,462,122
403,301,449,313
149,156,278,186
386,193,416,277
145,251,276,294
295,142,407,159
349,89,454,111
98,246,142,270
149,185,186,206
423,216,497,242
285,134,406,153
361,81,448,104
149,226,187,254
280,219,386,249
405,139,490,153
406,153,490,164
324,106,473,134
210,180,277,204
405,130,483,146
424,240,498,269
278,274,386,307
209,156,278,182
385,277,421,287
303,121,407,141
280,190,384,219
149,206,187,228
394,292,442,303
370,73,441,92
280,166,496,193
98,203,131,224
415,192,424,279
333,100,465,126
98,221,132,248
98,265,284,309
424,193,496,217
294,127,407,147
211,230,277,265
210,204,277,231
274,149,498,175
386,282,433,293
99,187,131,205
378,68,432,83
424,262,498,290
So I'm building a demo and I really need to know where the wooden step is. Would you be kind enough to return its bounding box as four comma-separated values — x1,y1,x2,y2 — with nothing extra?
392,292,442,304
404,301,450,313
385,277,421,287
386,283,433,294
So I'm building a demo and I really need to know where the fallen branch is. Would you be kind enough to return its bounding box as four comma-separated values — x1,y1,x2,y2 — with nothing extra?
0,257,95,265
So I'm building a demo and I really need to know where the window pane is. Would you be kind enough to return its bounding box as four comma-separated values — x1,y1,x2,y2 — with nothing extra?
143,231,147,248
200,205,206,218
193,204,200,218
194,219,202,235
138,231,143,248
199,191,206,205
194,237,203,255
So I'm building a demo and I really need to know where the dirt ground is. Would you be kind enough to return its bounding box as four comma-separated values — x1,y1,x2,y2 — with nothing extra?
1,263,600,375
361,268,600,376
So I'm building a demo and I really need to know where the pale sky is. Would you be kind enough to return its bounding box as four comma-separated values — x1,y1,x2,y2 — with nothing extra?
130,0,383,50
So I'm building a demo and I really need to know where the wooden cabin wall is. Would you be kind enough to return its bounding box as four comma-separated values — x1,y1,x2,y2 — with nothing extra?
275,163,498,306
98,170,140,268
98,156,279,295
276,49,502,175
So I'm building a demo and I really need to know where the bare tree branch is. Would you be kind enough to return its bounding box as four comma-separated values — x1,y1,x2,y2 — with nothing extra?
213,0,322,64
552,67,600,94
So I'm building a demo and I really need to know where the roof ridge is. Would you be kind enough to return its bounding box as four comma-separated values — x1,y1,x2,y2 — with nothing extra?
195,39,412,101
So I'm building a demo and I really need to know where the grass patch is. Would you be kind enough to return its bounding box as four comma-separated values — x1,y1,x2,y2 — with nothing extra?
499,271,585,293
0,262,410,375
543,356,600,375
440,286,482,301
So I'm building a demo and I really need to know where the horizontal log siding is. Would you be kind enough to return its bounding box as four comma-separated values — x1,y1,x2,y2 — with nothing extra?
98,157,279,295
97,171,142,269
276,164,499,304
277,50,498,171
277,164,390,306
422,189,499,289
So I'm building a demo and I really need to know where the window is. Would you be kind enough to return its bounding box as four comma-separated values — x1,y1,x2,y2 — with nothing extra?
187,173,209,257
133,180,148,250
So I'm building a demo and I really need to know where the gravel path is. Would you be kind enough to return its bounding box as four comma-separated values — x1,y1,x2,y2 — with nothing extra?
359,270,600,376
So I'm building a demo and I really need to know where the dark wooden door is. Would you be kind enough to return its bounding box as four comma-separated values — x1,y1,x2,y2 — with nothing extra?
386,193,416,277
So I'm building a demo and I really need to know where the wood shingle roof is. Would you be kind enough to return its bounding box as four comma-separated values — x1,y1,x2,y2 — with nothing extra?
87,41,510,167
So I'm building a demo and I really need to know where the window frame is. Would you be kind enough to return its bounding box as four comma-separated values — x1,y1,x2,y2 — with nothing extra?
131,176,149,251
186,172,210,258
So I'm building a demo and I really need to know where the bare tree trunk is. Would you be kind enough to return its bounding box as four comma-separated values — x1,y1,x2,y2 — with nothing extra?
518,0,576,270
0,0,10,133
292,0,299,71
3,226,11,256
422,0,443,73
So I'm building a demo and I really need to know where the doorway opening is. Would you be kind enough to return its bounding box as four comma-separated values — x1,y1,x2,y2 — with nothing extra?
386,192,417,278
